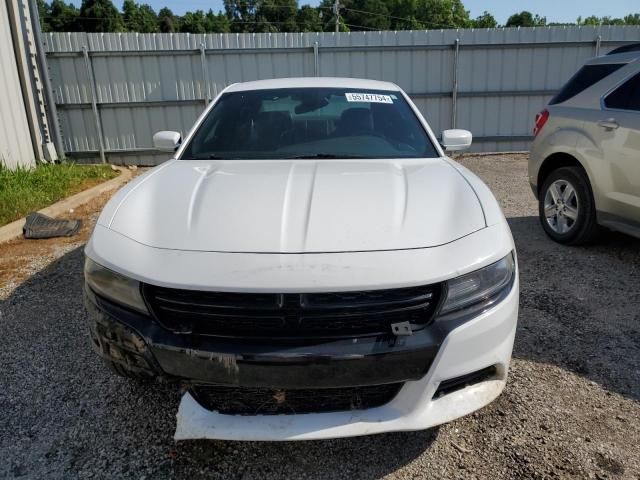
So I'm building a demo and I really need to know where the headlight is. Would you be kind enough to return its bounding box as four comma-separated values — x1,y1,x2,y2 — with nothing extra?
440,252,515,314
84,257,149,314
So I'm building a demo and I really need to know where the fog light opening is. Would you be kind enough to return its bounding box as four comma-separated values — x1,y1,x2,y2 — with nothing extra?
433,365,498,398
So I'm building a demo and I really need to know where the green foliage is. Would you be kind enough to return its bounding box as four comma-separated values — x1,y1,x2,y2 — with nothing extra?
180,10,207,33
416,0,470,29
471,11,497,28
207,9,231,32
123,0,158,32
35,0,640,33
255,0,299,32
296,5,323,32
38,0,80,32
0,163,118,227
505,11,546,27
224,0,258,33
577,14,640,26
78,0,125,31
157,7,178,32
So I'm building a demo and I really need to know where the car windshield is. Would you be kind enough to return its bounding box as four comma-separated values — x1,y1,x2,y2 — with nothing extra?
180,87,439,160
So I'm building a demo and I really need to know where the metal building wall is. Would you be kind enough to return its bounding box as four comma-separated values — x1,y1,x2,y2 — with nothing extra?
43,26,640,165
0,0,36,169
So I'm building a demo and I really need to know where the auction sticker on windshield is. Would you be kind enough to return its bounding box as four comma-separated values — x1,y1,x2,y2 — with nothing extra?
345,93,393,104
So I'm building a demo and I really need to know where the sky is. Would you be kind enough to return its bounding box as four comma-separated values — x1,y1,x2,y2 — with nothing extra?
138,0,639,23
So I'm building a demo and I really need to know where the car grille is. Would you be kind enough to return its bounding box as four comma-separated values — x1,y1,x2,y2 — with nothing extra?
190,383,403,415
142,283,442,339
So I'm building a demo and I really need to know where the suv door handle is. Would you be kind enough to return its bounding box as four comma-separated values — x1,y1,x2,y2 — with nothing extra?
598,118,619,130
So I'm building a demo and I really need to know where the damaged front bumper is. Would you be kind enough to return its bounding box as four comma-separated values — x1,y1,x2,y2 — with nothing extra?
84,277,518,440
85,285,443,387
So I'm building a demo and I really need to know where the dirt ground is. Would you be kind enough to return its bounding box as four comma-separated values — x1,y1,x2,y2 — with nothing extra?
0,154,638,479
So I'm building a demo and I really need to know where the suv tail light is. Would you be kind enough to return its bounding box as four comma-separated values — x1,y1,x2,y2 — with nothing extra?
533,109,549,137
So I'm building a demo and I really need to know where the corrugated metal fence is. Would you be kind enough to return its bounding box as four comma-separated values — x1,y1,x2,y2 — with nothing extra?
1,0,36,169
44,26,640,165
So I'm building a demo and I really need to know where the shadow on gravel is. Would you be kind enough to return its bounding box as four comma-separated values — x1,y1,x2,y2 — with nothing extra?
508,216,640,402
173,429,439,479
0,246,437,479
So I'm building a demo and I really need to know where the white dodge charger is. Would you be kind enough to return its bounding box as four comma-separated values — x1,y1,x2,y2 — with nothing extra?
84,77,519,441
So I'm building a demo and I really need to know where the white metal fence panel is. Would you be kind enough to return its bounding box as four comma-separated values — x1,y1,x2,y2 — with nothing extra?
0,0,36,169
44,26,640,165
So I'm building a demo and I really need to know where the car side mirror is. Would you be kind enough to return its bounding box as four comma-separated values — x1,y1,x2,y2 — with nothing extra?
441,129,472,151
153,131,181,152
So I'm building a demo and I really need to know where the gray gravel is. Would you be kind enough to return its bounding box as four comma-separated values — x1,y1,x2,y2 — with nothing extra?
1,154,639,479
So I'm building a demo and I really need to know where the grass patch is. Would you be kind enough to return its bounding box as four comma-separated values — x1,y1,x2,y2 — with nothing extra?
0,162,118,227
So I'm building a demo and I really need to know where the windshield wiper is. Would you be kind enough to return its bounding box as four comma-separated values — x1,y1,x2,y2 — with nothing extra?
287,153,365,159
191,153,227,160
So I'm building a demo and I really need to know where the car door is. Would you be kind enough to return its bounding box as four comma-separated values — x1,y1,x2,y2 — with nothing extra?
594,70,640,225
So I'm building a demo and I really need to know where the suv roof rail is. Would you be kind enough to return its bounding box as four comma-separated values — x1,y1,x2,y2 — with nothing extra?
606,43,640,56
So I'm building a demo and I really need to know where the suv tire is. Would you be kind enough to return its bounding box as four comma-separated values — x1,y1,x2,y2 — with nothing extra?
538,166,600,245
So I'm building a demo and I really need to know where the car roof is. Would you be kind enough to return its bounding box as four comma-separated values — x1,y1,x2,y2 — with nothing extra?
585,51,640,66
225,77,402,93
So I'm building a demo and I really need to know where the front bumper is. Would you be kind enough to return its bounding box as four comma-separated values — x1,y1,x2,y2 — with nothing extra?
86,285,442,388
84,273,518,440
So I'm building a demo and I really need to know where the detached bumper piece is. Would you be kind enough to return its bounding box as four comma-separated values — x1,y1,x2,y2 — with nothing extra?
23,212,81,239
191,383,404,415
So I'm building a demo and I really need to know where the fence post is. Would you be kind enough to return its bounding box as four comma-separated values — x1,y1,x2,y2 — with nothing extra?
82,46,106,164
313,41,319,76
595,35,602,56
200,43,211,107
28,0,65,160
451,38,460,129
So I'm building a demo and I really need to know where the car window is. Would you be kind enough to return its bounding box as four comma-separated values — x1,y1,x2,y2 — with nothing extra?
180,87,439,160
604,73,640,111
549,64,625,105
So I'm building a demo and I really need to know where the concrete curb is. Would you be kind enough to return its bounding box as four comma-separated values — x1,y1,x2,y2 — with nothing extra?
0,166,133,245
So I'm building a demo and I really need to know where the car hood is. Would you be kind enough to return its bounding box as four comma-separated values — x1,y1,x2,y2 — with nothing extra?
106,158,485,253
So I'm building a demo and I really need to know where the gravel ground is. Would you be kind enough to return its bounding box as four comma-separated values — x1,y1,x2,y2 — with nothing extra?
1,154,639,479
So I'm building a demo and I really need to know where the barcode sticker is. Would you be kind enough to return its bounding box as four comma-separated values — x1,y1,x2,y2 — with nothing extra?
345,93,393,104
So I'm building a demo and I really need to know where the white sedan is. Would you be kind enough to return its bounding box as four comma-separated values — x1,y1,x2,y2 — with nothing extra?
84,77,518,441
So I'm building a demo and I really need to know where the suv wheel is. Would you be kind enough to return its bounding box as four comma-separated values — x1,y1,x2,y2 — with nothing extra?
539,167,600,245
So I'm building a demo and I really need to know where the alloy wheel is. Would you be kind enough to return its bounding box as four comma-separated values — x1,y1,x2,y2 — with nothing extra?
543,179,579,234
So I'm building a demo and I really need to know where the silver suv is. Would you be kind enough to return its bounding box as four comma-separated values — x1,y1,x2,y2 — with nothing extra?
529,44,640,245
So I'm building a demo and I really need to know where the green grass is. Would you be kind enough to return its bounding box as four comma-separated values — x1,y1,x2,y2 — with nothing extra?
0,162,119,227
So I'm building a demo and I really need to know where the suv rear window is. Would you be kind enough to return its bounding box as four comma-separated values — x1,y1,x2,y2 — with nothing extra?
549,64,624,105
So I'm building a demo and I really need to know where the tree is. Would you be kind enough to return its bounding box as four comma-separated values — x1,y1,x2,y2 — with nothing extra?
44,0,81,31
255,0,298,32
36,0,50,30
296,5,323,31
157,7,178,32
505,11,546,27
122,0,158,32
331,0,392,31
388,0,423,30
624,13,640,25
206,9,231,32
577,14,636,26
180,10,207,33
472,11,497,28
78,0,125,32
413,0,471,29
224,0,258,32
